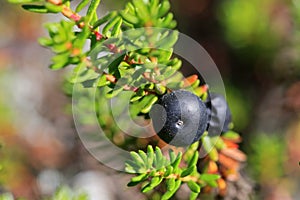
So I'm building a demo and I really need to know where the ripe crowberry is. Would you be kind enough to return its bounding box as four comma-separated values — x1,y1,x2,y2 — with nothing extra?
150,90,208,146
206,93,232,134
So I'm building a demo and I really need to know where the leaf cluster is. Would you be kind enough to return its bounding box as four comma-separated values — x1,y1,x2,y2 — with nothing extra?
10,0,200,118
125,143,220,200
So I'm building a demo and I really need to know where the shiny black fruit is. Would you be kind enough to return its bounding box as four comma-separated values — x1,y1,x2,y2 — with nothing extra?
150,90,209,146
206,93,232,135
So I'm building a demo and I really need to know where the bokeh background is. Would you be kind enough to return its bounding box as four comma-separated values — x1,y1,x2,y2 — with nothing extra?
0,0,300,199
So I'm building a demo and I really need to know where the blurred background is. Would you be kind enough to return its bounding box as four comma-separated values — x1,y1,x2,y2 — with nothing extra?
0,0,300,199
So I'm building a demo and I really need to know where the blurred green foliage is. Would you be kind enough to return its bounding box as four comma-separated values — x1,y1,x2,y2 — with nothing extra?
218,0,284,49
225,83,252,131
0,193,14,200
0,72,14,124
49,187,89,200
247,134,286,184
0,187,88,200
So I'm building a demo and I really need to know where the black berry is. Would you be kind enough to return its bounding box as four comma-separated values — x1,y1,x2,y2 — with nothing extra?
205,93,232,134
150,90,209,146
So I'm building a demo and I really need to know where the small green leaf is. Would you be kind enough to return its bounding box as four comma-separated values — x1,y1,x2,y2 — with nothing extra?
156,30,178,50
86,0,101,23
141,176,163,193
189,192,199,200
93,11,118,28
200,174,220,187
147,145,154,167
70,65,99,84
187,151,199,167
128,173,149,187
140,95,158,113
125,160,144,173
52,42,69,53
161,179,181,200
166,178,176,191
105,86,124,98
75,0,90,12
159,13,175,28
164,165,173,177
187,181,200,193
130,94,144,102
132,0,150,21
97,74,109,87
200,174,220,181
154,146,165,169
22,4,48,13
171,58,182,70
181,166,196,177
38,37,53,46
120,10,140,24
103,16,121,36
149,0,159,16
125,163,136,173
50,52,70,70
157,0,171,18
210,136,226,150
222,131,241,140
171,152,182,169
169,150,176,163
189,141,200,152
166,81,182,90
162,66,177,79
208,148,219,161
45,2,62,13
202,135,213,153
130,90,146,103
130,94,156,116
107,54,125,74
111,17,123,37
130,151,146,167
138,150,149,167
45,22,59,35
191,79,200,89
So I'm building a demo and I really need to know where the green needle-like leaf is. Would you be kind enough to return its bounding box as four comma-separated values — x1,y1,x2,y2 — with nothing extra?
187,181,201,193
22,4,48,13
76,0,90,13
141,176,163,193
187,151,199,167
138,150,149,166
128,173,149,187
120,10,140,25
154,146,165,169
200,174,221,187
130,151,146,167
189,191,199,200
161,179,181,200
171,152,182,169
86,0,101,23
157,0,170,18
93,11,118,28
181,166,196,177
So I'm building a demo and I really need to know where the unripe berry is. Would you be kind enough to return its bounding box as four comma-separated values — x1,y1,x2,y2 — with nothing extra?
150,90,208,146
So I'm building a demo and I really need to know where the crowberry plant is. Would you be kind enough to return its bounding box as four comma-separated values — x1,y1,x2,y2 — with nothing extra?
7,0,248,199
